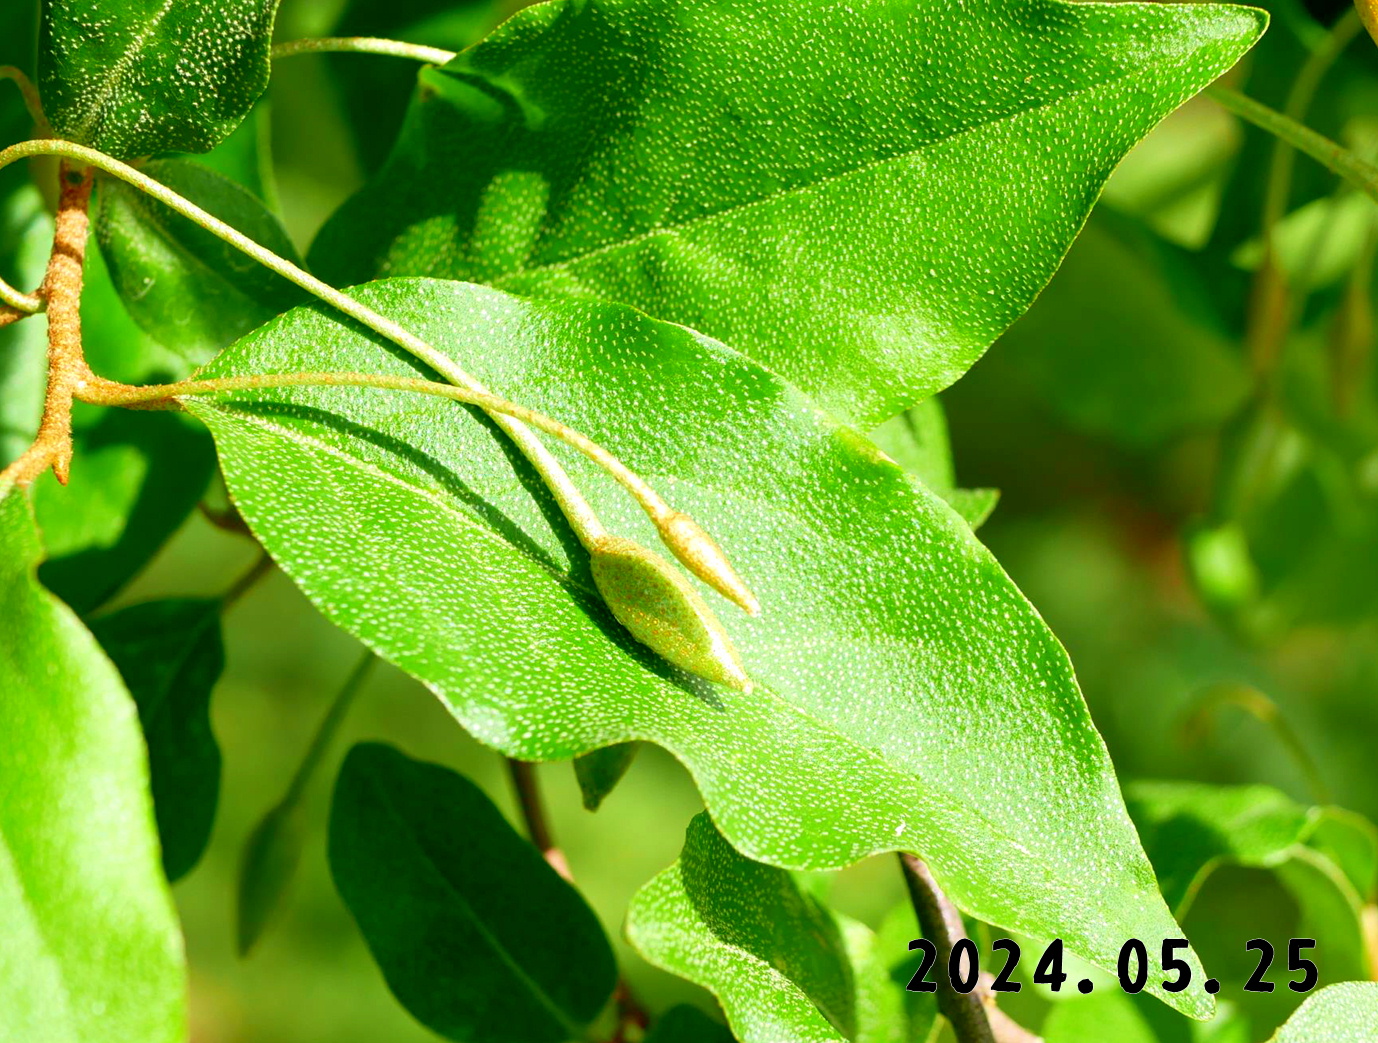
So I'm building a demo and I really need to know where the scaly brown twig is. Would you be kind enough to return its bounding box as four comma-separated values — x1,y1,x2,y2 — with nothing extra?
0,161,92,489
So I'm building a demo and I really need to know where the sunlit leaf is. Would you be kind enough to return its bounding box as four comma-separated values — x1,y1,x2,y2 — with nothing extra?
187,279,1208,1015
0,489,185,1041
309,0,1264,425
1268,983,1378,1043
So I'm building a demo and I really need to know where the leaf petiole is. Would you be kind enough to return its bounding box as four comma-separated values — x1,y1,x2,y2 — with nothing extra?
270,37,458,65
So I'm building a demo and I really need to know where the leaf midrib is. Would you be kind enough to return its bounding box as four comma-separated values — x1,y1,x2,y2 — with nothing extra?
368,767,586,1039
73,0,180,145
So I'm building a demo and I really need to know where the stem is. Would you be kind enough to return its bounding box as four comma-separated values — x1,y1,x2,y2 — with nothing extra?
284,652,376,810
222,550,274,609
0,138,609,544
899,854,997,1043
505,759,571,880
1207,86,1378,207
271,37,458,65
84,370,670,543
0,66,49,135
0,162,93,493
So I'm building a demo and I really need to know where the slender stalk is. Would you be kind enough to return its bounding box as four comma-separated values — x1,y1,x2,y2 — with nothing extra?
1181,683,1330,805
284,652,376,809
271,37,458,66
0,66,49,135
0,163,93,492
1207,86,1378,207
506,759,572,880
222,550,274,609
85,370,665,546
899,854,997,1043
0,138,757,613
0,137,608,543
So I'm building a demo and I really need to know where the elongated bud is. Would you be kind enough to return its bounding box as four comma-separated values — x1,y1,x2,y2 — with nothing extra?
590,535,753,692
657,511,760,617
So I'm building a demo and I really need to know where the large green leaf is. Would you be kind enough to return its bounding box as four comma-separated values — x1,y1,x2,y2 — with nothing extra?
1268,983,1378,1043
309,0,1264,425
0,489,185,1042
96,158,305,362
328,743,617,1043
90,598,224,883
38,0,279,159
627,813,905,1043
186,278,1207,1015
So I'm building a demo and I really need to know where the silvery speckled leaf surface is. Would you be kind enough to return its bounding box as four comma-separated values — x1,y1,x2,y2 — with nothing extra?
186,278,1209,1015
310,0,1265,424
39,0,279,159
0,491,186,1042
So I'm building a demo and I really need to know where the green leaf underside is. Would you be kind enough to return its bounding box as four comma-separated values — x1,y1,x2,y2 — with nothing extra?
190,278,1206,1015
1269,983,1378,1043
310,0,1264,426
328,743,616,1043
0,491,185,1042
97,159,306,362
39,0,279,159
90,598,225,882
627,814,904,1043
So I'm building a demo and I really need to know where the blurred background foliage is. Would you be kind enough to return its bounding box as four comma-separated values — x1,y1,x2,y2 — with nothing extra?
4,0,1378,1038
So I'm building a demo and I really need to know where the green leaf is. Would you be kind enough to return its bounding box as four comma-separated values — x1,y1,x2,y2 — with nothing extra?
1126,781,1376,983
96,159,305,363
645,1005,737,1043
309,0,1264,425
1043,993,1158,1043
38,0,280,160
627,813,905,1043
186,279,1207,1015
34,409,217,613
328,742,617,1043
1268,983,1378,1043
866,399,999,530
574,742,640,811
89,598,224,882
237,799,307,954
0,489,186,1042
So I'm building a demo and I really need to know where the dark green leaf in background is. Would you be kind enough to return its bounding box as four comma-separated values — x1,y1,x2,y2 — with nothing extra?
644,1004,737,1043
1268,982,1378,1043
328,743,618,1043
38,0,280,160
627,813,904,1043
0,489,186,1042
310,0,1264,425
187,279,1208,1015
993,210,1251,448
90,598,225,883
96,159,305,363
